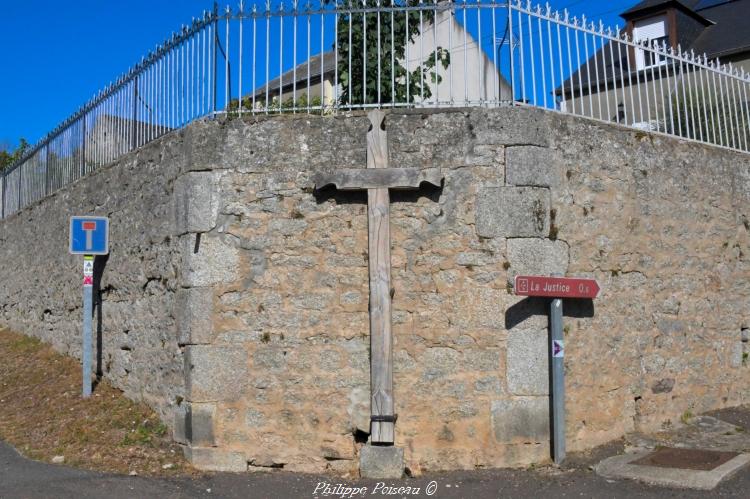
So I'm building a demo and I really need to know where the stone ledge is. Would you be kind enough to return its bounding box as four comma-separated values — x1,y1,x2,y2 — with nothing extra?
184,446,247,472
596,450,750,490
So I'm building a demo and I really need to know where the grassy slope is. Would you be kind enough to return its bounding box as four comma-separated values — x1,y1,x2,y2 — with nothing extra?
0,327,195,477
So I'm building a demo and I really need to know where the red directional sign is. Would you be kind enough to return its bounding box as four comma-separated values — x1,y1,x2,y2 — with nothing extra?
514,275,600,299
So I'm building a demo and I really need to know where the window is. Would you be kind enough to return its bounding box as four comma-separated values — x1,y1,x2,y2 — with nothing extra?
633,15,668,69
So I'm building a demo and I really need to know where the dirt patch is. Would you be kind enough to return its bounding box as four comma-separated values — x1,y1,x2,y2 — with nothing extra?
0,327,198,477
705,405,750,432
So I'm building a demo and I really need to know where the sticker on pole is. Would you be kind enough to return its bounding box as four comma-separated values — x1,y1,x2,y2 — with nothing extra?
69,216,109,255
552,340,564,358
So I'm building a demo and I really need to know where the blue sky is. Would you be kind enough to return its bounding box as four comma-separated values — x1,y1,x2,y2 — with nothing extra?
0,0,636,150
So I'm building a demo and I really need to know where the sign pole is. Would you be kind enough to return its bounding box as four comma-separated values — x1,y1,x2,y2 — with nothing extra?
514,273,600,465
82,255,94,398
70,216,109,399
550,295,565,464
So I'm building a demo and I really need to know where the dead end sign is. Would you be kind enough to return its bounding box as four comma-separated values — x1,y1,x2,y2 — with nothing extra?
514,275,600,299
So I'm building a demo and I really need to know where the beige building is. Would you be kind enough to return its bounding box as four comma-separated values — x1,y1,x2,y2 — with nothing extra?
249,6,511,108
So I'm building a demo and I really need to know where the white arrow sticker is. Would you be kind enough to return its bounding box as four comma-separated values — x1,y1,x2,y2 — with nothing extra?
552,340,564,358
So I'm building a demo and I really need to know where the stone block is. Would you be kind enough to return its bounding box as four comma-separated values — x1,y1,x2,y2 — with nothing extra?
174,172,220,234
348,387,370,434
476,187,550,238
469,106,551,147
507,330,549,395
187,402,216,447
184,446,247,472
507,238,568,280
506,146,561,187
183,121,225,172
173,405,188,444
359,445,404,479
176,287,214,346
245,408,265,428
185,345,248,402
179,234,240,287
491,397,549,443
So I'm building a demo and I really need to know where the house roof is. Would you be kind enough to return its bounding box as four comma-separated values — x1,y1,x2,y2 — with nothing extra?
690,0,750,58
251,50,336,98
621,0,700,17
555,0,749,97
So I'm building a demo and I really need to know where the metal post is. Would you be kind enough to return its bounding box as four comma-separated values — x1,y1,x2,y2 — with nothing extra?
1,168,5,219
550,292,565,464
17,164,22,212
44,142,50,197
81,118,87,178
213,2,219,116
82,255,94,398
132,76,139,150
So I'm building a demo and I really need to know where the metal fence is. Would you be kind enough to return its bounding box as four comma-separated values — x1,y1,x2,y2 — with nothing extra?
511,1,750,151
2,0,749,219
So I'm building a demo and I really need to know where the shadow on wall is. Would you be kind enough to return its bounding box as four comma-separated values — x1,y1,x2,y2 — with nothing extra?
505,296,595,330
313,181,443,206
93,254,109,390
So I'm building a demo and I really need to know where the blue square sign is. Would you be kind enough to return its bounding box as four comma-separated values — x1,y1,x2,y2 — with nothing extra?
69,216,109,255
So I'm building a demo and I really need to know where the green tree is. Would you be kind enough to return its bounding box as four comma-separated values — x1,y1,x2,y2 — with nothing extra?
663,90,748,149
0,139,29,172
330,0,450,106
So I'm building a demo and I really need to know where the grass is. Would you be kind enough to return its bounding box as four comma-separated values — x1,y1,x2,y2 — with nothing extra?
680,410,694,425
0,327,195,477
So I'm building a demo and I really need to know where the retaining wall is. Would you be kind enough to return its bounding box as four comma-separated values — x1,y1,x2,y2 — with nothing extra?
1,106,749,475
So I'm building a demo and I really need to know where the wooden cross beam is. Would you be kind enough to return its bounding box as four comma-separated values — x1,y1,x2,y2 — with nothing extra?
313,110,443,444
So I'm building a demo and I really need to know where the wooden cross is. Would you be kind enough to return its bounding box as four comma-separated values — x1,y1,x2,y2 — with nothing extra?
313,110,443,444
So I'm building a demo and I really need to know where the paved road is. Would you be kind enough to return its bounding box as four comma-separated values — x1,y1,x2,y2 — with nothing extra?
1,440,748,499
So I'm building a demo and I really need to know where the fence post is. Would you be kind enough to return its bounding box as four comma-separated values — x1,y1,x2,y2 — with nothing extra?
81,117,87,179
508,1,515,103
1,168,5,219
45,142,50,197
17,164,22,213
213,2,219,117
132,75,139,150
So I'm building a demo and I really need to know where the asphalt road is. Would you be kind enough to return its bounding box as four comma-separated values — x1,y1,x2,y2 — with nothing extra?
1,440,748,499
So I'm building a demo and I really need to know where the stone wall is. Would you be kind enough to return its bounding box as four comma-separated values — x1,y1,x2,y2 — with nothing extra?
0,131,187,421
172,107,750,474
1,105,749,475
